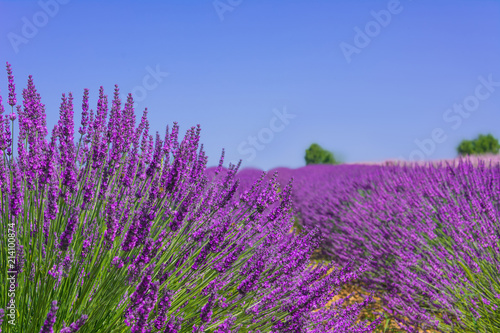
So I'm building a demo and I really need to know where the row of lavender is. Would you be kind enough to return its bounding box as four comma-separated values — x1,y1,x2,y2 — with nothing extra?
0,64,388,332
229,159,500,332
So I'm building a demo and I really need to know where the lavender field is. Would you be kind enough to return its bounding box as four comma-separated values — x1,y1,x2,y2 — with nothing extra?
218,156,500,332
1,1,499,331
1,62,500,332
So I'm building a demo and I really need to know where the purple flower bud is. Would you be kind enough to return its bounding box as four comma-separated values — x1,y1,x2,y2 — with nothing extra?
163,316,182,333
104,193,119,247
200,294,215,323
6,62,16,107
213,315,235,333
59,314,88,333
9,162,23,217
39,300,58,333
153,290,173,330
59,207,80,251
78,89,90,136
0,308,5,331
0,151,9,194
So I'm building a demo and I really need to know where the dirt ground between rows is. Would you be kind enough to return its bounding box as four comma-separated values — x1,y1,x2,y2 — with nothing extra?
324,281,441,333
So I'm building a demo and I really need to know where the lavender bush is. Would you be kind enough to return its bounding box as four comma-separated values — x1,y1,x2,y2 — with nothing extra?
376,159,500,332
0,63,382,333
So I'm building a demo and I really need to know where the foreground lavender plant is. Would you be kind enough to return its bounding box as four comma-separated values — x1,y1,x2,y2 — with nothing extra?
0,63,381,332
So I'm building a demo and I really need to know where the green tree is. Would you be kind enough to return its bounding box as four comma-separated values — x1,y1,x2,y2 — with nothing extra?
305,143,339,165
457,133,500,156
457,140,475,155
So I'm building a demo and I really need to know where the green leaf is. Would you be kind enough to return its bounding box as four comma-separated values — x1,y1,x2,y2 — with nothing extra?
457,260,476,284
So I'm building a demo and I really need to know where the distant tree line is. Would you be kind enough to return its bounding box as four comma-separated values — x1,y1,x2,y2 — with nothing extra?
304,133,500,166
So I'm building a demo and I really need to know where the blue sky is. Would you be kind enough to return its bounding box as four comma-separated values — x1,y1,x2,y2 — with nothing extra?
0,0,499,170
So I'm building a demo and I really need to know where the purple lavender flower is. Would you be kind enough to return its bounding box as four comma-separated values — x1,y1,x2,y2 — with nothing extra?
125,266,154,326
0,152,8,194
59,314,88,333
131,281,159,333
6,62,16,107
9,162,23,217
213,315,235,333
78,88,90,136
104,192,118,247
39,300,58,333
153,290,173,330
163,316,182,333
59,207,80,251
200,294,215,323
0,308,4,333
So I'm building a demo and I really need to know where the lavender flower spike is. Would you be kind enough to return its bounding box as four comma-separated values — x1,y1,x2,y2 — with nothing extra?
6,62,16,107
59,314,88,333
39,300,58,333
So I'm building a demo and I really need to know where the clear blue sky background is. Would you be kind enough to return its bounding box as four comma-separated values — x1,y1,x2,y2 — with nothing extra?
0,0,499,170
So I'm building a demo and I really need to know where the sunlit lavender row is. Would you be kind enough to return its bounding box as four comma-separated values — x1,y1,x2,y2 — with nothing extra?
229,157,500,332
